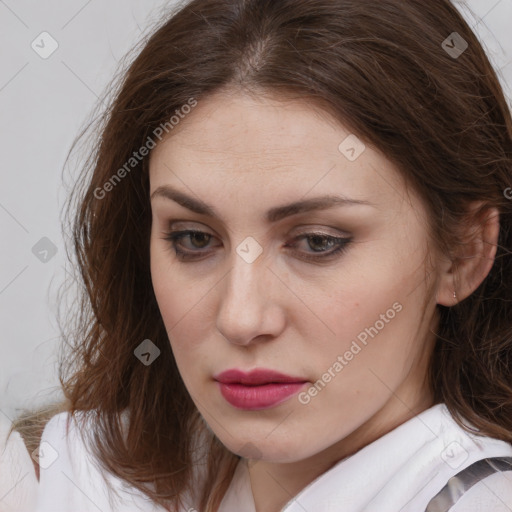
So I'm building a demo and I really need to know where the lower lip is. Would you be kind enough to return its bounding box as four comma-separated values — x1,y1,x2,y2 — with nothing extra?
217,382,307,410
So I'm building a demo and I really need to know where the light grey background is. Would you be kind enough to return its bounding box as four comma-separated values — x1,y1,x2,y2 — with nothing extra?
1,0,511,421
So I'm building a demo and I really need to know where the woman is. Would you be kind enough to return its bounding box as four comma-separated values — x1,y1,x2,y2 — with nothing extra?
26,0,512,510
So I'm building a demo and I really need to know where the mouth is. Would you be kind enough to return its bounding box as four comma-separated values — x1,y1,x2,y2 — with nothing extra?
213,368,309,410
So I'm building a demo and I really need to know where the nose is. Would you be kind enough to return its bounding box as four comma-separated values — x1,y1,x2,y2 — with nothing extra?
215,252,286,346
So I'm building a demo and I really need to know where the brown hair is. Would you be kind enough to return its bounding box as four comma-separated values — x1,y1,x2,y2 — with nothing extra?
14,0,512,510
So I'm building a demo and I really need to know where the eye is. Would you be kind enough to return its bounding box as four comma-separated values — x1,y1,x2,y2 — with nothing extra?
286,232,352,262
162,230,218,260
161,229,352,262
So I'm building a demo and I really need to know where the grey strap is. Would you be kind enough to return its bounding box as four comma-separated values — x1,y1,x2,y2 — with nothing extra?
425,456,512,512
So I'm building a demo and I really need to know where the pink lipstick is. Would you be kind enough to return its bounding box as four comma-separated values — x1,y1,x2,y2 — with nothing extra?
214,368,308,410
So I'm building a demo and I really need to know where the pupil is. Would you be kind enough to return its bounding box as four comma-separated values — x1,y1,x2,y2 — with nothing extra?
192,233,209,248
310,235,329,252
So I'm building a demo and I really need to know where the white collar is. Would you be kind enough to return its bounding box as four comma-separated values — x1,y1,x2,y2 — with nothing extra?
217,403,512,512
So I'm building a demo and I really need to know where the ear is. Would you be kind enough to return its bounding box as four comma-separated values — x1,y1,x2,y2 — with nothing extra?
436,202,500,306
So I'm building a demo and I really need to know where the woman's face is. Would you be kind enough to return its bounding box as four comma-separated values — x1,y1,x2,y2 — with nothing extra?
149,89,442,464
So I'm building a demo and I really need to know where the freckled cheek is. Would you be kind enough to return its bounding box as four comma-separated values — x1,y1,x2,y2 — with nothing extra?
150,265,216,377
161,313,207,384
150,254,194,321
169,329,216,399
313,285,406,358
153,286,202,344
152,277,212,359
318,292,380,335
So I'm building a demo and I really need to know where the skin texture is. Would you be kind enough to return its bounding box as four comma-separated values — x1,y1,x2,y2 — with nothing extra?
148,89,499,512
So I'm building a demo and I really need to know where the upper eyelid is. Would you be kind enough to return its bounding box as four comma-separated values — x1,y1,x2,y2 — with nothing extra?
164,219,351,236
166,227,349,242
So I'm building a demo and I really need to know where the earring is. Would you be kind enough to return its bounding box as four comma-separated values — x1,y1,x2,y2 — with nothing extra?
453,290,457,300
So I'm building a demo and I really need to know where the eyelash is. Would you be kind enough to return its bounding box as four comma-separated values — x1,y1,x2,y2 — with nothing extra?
162,229,352,263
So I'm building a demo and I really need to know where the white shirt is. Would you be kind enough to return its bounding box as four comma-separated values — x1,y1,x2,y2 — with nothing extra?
35,403,512,511
0,415,38,512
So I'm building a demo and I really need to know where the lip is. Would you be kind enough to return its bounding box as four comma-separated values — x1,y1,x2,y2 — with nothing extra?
214,368,308,410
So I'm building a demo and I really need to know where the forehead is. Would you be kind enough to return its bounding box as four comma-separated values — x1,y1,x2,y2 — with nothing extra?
148,90,409,213
152,90,355,163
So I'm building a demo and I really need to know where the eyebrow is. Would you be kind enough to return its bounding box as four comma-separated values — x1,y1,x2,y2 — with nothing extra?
150,185,375,223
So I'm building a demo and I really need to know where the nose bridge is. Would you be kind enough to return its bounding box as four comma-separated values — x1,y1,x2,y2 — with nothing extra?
226,232,268,299
216,247,277,344
224,250,267,313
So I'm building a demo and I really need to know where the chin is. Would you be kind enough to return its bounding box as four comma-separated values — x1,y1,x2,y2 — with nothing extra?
221,432,316,464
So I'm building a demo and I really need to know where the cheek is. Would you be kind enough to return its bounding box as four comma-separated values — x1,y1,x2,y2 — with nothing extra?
150,241,203,327
150,249,193,360
150,244,214,370
306,244,428,372
150,248,176,324
310,269,399,341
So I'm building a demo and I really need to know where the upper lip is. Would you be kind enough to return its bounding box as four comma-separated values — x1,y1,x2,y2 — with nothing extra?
214,368,307,385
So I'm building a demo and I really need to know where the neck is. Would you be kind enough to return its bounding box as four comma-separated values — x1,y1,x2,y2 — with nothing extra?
247,388,434,512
